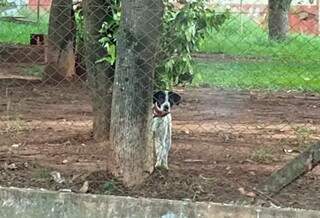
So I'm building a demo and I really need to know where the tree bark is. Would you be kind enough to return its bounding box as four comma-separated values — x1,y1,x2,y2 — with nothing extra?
83,0,114,141
258,143,320,195
268,0,292,41
74,3,87,81
110,0,164,186
43,0,76,83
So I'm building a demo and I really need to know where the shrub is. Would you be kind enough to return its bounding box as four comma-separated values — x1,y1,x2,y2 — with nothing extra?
89,0,229,88
156,0,229,88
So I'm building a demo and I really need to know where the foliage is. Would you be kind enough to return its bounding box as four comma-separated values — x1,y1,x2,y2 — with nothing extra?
156,0,229,88
194,15,320,92
97,0,229,88
102,179,123,194
74,6,85,47
250,148,275,164
98,0,120,65
193,60,320,92
0,0,14,7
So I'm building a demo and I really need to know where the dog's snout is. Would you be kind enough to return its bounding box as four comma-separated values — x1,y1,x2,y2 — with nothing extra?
163,105,169,111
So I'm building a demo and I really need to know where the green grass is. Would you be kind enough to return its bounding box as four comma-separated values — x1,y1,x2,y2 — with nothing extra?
0,20,48,44
200,15,320,61
32,168,51,180
194,15,320,92
22,65,44,77
0,8,49,44
193,60,320,92
250,147,275,164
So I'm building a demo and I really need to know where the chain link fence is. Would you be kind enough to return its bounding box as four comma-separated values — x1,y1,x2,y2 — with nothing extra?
0,0,320,210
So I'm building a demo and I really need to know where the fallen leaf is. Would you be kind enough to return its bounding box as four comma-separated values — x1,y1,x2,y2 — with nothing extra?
62,159,68,164
238,187,246,195
283,149,300,154
79,181,89,193
183,129,190,134
11,143,21,149
23,162,29,168
238,187,256,198
246,191,257,198
4,163,18,170
50,171,65,184
249,171,256,176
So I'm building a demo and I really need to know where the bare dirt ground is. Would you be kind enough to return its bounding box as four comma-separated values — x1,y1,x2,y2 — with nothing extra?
1,63,320,210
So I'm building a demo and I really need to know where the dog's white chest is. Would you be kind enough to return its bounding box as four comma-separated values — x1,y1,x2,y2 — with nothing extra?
152,114,171,132
152,114,172,169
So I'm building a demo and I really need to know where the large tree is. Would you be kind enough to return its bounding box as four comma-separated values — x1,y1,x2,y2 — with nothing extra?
268,0,292,41
110,0,164,186
83,0,114,140
44,0,76,82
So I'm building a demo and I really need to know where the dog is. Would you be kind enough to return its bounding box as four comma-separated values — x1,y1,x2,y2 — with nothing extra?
152,91,181,170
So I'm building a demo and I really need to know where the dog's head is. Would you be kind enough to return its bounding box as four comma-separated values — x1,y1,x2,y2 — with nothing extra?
153,91,181,116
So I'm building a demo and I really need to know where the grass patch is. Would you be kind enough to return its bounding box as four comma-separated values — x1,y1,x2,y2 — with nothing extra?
32,168,51,180
0,8,49,44
4,116,30,134
102,179,124,194
250,148,275,164
194,15,320,92
293,126,315,148
193,60,320,92
200,15,320,61
22,65,44,77
0,20,48,44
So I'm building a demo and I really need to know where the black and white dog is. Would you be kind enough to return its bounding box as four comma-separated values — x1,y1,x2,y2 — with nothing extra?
152,91,181,170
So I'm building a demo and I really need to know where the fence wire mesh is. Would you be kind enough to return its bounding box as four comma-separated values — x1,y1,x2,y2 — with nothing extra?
0,0,320,210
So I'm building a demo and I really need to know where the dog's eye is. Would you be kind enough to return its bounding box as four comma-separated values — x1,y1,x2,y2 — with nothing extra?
153,91,166,102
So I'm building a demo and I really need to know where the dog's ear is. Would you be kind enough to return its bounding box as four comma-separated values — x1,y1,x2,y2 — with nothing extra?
153,91,162,103
169,91,181,105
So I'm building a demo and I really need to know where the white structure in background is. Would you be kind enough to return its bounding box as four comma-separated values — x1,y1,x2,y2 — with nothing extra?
0,0,28,16
9,0,27,6
210,0,316,5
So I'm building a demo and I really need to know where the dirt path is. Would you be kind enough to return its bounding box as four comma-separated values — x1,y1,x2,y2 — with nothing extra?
1,66,320,210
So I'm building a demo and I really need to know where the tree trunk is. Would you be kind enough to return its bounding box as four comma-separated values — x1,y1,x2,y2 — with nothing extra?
268,0,292,41
110,0,164,186
258,143,320,195
83,0,114,141
43,0,76,83
74,3,87,81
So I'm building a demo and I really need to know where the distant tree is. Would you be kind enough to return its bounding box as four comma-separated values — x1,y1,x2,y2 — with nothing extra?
43,0,76,83
83,0,114,141
268,0,292,41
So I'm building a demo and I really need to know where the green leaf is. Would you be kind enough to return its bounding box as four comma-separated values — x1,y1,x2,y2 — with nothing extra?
91,0,229,88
